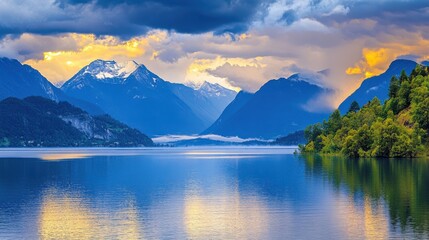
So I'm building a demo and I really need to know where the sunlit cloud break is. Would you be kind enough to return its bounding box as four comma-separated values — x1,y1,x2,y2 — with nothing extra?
0,0,428,108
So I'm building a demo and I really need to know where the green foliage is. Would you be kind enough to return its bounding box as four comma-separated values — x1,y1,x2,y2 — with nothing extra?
0,97,153,147
304,123,324,152
325,110,342,133
412,97,429,133
389,76,400,98
400,69,409,83
397,80,411,111
347,100,360,113
301,65,429,158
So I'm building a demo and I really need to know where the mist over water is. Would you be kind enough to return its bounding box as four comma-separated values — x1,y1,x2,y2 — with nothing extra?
0,148,428,239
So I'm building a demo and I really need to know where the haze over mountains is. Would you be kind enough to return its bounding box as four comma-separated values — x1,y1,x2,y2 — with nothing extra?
204,74,332,139
339,59,418,114
0,56,425,142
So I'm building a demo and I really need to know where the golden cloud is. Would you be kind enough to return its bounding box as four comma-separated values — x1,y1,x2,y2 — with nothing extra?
184,56,265,91
346,37,429,80
24,32,167,84
345,48,391,78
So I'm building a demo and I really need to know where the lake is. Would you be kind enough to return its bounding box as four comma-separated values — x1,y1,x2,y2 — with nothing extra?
0,147,428,239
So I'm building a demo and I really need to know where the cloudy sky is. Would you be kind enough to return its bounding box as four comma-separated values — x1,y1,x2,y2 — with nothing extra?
1,0,429,108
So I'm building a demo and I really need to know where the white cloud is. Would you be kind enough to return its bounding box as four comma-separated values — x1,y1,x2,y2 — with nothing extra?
323,5,350,16
288,18,331,32
2,0,429,111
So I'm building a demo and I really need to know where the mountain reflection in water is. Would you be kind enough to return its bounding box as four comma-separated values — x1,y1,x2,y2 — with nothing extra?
0,148,427,239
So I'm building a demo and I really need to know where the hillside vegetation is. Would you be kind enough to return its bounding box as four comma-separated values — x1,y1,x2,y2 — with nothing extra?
0,96,153,147
301,65,429,158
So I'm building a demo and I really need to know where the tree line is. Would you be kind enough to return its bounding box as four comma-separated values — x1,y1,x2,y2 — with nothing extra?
301,65,429,158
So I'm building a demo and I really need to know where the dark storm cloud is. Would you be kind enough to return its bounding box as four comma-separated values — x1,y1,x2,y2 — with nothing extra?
1,0,429,39
89,0,273,33
0,0,273,38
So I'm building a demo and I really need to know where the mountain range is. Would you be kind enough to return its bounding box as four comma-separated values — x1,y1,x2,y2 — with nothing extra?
204,74,332,139
0,58,236,137
0,56,424,142
0,58,103,115
61,60,236,136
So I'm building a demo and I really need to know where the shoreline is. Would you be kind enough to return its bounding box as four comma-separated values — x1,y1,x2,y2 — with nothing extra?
0,146,299,160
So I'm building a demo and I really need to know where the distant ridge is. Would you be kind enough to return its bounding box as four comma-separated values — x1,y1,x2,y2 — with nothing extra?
0,57,103,115
204,74,332,139
0,96,153,147
338,59,417,114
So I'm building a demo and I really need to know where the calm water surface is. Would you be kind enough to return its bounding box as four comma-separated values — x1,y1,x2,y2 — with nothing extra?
0,147,428,239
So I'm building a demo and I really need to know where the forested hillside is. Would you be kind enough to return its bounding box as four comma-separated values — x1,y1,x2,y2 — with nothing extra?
301,65,429,158
0,97,153,147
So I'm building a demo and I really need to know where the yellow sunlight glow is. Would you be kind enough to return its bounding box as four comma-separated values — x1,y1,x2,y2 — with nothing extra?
39,190,141,239
184,56,264,91
184,192,268,239
24,32,167,84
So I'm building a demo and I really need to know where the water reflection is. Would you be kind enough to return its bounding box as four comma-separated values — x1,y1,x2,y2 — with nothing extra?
301,154,429,238
334,196,389,239
39,189,141,239
0,149,428,239
184,184,269,239
41,153,90,161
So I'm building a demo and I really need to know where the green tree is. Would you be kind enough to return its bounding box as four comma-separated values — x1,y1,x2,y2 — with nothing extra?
304,123,324,151
348,101,360,113
397,80,411,111
391,134,413,158
342,124,373,158
326,109,342,134
343,129,359,157
371,118,400,157
413,98,429,134
301,64,429,157
400,70,409,83
389,76,400,98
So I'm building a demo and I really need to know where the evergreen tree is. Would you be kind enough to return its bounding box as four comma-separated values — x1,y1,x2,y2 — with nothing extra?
400,70,409,83
397,80,411,111
348,101,360,113
301,64,428,158
326,109,342,134
389,76,400,98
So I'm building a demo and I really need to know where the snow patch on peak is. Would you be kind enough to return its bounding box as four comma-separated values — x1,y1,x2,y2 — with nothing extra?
287,72,326,88
198,81,236,97
84,60,139,81
117,60,139,77
199,81,222,92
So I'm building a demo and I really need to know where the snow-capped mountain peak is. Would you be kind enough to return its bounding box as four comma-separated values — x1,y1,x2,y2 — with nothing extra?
116,60,140,77
198,81,236,97
286,72,326,88
83,60,139,80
